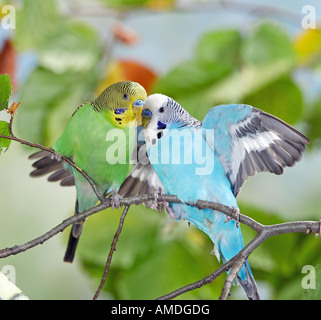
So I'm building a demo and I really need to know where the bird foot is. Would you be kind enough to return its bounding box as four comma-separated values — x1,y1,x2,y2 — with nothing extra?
148,191,161,209
110,193,122,210
315,220,321,238
224,206,240,228
154,190,159,202
165,205,180,220
50,152,62,162
147,190,170,212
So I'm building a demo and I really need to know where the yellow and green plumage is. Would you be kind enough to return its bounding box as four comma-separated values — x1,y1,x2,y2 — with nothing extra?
30,81,147,262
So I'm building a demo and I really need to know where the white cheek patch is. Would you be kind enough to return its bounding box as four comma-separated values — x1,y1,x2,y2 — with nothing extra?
143,128,159,147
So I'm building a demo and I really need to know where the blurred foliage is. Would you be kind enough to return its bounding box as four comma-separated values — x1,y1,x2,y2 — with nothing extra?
239,203,321,300
0,73,11,109
0,74,12,153
1,0,321,300
99,0,175,10
0,120,11,153
79,205,223,299
153,22,302,124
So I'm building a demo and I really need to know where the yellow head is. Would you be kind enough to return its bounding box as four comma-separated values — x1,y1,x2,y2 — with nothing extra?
92,81,147,128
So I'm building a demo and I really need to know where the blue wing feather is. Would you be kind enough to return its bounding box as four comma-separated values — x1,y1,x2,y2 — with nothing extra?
202,104,309,196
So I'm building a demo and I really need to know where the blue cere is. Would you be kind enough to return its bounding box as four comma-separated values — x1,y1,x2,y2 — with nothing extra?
142,109,152,117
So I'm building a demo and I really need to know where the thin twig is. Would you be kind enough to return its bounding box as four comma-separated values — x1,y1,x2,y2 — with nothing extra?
156,220,320,300
93,205,130,300
9,116,14,137
0,201,109,258
0,131,320,300
0,192,319,260
219,256,246,300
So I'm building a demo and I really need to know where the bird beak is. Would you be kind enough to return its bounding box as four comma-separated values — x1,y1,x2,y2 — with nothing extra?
133,105,143,118
133,99,144,125
133,106,142,125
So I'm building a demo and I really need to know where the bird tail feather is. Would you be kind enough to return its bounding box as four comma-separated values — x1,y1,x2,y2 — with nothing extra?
63,201,84,263
63,221,84,263
237,262,261,300
64,231,80,263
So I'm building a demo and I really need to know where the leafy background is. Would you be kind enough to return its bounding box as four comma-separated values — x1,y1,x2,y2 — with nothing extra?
0,0,321,299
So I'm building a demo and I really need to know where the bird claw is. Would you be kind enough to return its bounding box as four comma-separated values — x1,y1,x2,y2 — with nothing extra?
147,190,170,212
224,206,240,228
51,152,62,162
315,220,321,238
154,190,159,202
110,193,122,210
165,205,180,220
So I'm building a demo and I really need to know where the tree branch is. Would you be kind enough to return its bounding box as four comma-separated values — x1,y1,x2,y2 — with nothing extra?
93,205,130,300
156,220,320,300
0,130,320,300
0,194,238,258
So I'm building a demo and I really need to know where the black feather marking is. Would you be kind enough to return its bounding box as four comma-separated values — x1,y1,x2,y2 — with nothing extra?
258,109,310,145
269,144,294,167
28,151,51,160
30,162,62,176
60,175,75,186
48,168,71,182
32,156,58,169
258,148,284,174
274,139,301,162
250,150,266,172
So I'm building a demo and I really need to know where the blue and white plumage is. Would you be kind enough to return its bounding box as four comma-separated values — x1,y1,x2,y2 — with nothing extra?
122,93,309,300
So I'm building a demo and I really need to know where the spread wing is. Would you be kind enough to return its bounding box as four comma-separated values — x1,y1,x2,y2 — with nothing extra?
202,104,310,196
29,151,75,186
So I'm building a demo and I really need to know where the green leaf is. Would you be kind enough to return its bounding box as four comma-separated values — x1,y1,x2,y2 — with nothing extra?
14,0,59,51
243,77,303,124
202,59,293,105
196,29,241,67
154,29,241,100
99,0,149,9
154,59,232,98
153,23,298,123
241,22,296,66
15,67,99,145
0,121,11,154
37,20,102,74
0,74,12,110
303,96,321,148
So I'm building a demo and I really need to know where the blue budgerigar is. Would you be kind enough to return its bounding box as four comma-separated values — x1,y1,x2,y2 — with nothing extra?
121,94,309,299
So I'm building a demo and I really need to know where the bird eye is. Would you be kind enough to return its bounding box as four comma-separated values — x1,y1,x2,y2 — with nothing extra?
134,99,144,107
123,93,129,100
159,107,165,113
142,109,152,117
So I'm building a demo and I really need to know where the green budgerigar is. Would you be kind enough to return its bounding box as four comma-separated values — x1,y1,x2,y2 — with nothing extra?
29,81,147,262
